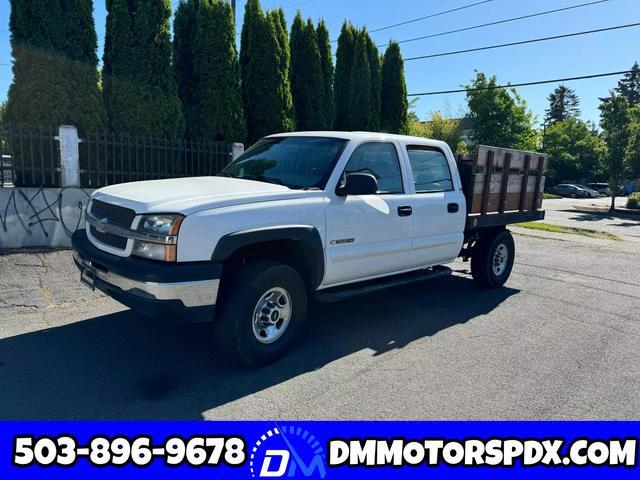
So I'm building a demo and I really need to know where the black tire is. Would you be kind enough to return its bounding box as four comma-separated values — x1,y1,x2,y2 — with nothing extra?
471,230,515,289
214,261,307,367
570,192,577,198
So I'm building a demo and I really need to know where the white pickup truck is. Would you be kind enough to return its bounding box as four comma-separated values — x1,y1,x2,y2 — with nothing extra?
72,132,546,366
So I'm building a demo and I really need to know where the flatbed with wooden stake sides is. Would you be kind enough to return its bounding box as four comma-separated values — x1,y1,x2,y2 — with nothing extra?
71,132,548,367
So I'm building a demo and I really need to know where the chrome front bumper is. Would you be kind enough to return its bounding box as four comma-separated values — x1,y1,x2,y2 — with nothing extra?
73,252,219,308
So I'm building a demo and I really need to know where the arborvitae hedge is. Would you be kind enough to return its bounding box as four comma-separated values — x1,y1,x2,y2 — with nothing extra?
241,1,294,143
317,20,334,130
103,0,184,138
173,0,199,139
347,30,372,131
6,0,104,132
174,0,245,141
334,21,356,131
290,13,325,131
367,34,381,132
381,41,408,134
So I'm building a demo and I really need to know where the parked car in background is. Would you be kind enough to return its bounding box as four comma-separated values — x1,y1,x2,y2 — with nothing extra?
587,183,611,196
576,185,599,198
548,184,590,198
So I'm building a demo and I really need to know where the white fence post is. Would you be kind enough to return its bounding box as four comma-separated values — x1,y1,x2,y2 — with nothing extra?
55,125,81,187
231,143,245,161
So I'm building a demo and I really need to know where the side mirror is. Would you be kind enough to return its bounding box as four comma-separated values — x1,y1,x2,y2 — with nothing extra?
336,173,379,196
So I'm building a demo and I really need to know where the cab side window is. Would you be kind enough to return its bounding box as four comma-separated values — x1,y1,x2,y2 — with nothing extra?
407,147,454,193
344,142,403,194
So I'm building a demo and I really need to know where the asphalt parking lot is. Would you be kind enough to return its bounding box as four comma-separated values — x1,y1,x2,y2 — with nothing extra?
1,199,639,420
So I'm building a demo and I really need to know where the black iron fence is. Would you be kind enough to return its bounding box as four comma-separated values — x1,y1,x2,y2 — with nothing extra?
0,126,236,188
1,127,60,187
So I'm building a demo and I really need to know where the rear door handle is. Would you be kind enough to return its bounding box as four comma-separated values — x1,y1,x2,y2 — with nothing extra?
447,203,459,213
398,206,413,217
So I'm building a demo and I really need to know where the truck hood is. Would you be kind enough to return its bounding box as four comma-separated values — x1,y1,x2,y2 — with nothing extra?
93,177,307,215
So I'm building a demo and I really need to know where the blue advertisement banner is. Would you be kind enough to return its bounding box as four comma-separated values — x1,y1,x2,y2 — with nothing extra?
0,421,638,479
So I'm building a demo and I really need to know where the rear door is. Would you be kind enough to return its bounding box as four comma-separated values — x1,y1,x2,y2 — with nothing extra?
404,144,466,267
323,141,415,286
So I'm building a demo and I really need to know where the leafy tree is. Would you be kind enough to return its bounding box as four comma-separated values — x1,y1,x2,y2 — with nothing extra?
616,62,640,106
103,0,184,137
191,0,245,141
380,41,408,134
6,0,104,132
545,85,580,124
465,72,538,150
544,117,606,185
347,30,372,131
290,13,325,130
367,34,381,132
625,106,640,176
599,92,631,211
240,2,294,143
334,22,356,130
173,0,199,139
317,20,334,129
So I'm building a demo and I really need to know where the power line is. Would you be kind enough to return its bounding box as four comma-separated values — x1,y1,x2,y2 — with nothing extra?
368,0,494,34
379,0,610,48
405,22,640,61
408,70,632,97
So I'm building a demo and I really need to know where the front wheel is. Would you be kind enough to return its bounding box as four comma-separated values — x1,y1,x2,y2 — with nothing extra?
471,230,515,289
215,261,308,367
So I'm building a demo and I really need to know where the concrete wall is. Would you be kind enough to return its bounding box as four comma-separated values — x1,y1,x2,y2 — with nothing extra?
0,187,95,249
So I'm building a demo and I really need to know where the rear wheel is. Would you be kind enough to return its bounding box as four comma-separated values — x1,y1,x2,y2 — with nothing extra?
570,192,577,198
471,230,515,289
215,261,307,367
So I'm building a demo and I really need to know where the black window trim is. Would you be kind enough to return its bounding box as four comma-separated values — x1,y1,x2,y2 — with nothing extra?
337,141,405,196
406,144,455,194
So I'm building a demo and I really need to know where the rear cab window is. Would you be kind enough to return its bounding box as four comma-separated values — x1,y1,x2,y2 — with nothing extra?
406,146,454,193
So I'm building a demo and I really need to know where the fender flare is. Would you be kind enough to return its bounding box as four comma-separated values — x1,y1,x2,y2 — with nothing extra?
211,225,325,289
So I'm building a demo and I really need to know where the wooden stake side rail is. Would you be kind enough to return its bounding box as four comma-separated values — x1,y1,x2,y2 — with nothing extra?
458,145,548,231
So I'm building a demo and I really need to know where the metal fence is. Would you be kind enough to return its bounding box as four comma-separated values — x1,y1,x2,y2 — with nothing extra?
0,126,235,188
1,127,60,187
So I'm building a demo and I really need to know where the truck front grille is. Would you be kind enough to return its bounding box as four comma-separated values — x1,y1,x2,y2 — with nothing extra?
89,225,128,250
89,199,136,250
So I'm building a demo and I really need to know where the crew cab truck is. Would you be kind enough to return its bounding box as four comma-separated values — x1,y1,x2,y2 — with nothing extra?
72,132,547,367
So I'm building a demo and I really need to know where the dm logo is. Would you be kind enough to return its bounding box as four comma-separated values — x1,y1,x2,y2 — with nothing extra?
250,426,327,478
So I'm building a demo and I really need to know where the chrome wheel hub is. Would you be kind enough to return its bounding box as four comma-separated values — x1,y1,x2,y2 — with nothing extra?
252,287,292,344
492,243,509,276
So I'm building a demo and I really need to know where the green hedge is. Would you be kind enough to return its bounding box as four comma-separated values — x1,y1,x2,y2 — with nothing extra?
627,192,640,209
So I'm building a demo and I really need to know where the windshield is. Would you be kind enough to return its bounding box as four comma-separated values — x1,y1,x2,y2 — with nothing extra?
219,136,348,189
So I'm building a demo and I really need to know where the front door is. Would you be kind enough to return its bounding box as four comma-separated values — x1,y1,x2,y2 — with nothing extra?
323,142,414,286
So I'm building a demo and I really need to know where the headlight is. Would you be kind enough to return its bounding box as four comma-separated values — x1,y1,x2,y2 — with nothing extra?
132,214,184,262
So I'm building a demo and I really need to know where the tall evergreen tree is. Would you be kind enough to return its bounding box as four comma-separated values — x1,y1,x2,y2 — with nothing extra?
103,0,184,137
6,0,104,132
334,22,356,130
380,41,408,134
366,34,381,131
240,1,294,143
317,20,334,130
545,85,580,124
290,13,325,130
191,0,245,141
347,30,372,131
616,62,640,106
174,0,199,138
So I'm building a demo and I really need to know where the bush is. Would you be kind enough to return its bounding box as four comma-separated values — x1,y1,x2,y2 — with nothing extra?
627,192,640,209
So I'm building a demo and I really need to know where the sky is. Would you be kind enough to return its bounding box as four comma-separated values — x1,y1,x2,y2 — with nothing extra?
0,0,638,127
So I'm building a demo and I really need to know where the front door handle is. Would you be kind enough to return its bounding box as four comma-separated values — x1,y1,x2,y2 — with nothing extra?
448,203,459,213
398,206,413,217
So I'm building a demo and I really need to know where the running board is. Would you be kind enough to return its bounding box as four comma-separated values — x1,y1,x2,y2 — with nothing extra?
315,266,451,303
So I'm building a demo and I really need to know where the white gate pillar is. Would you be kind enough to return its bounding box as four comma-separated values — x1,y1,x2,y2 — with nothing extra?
56,125,81,187
231,143,245,161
